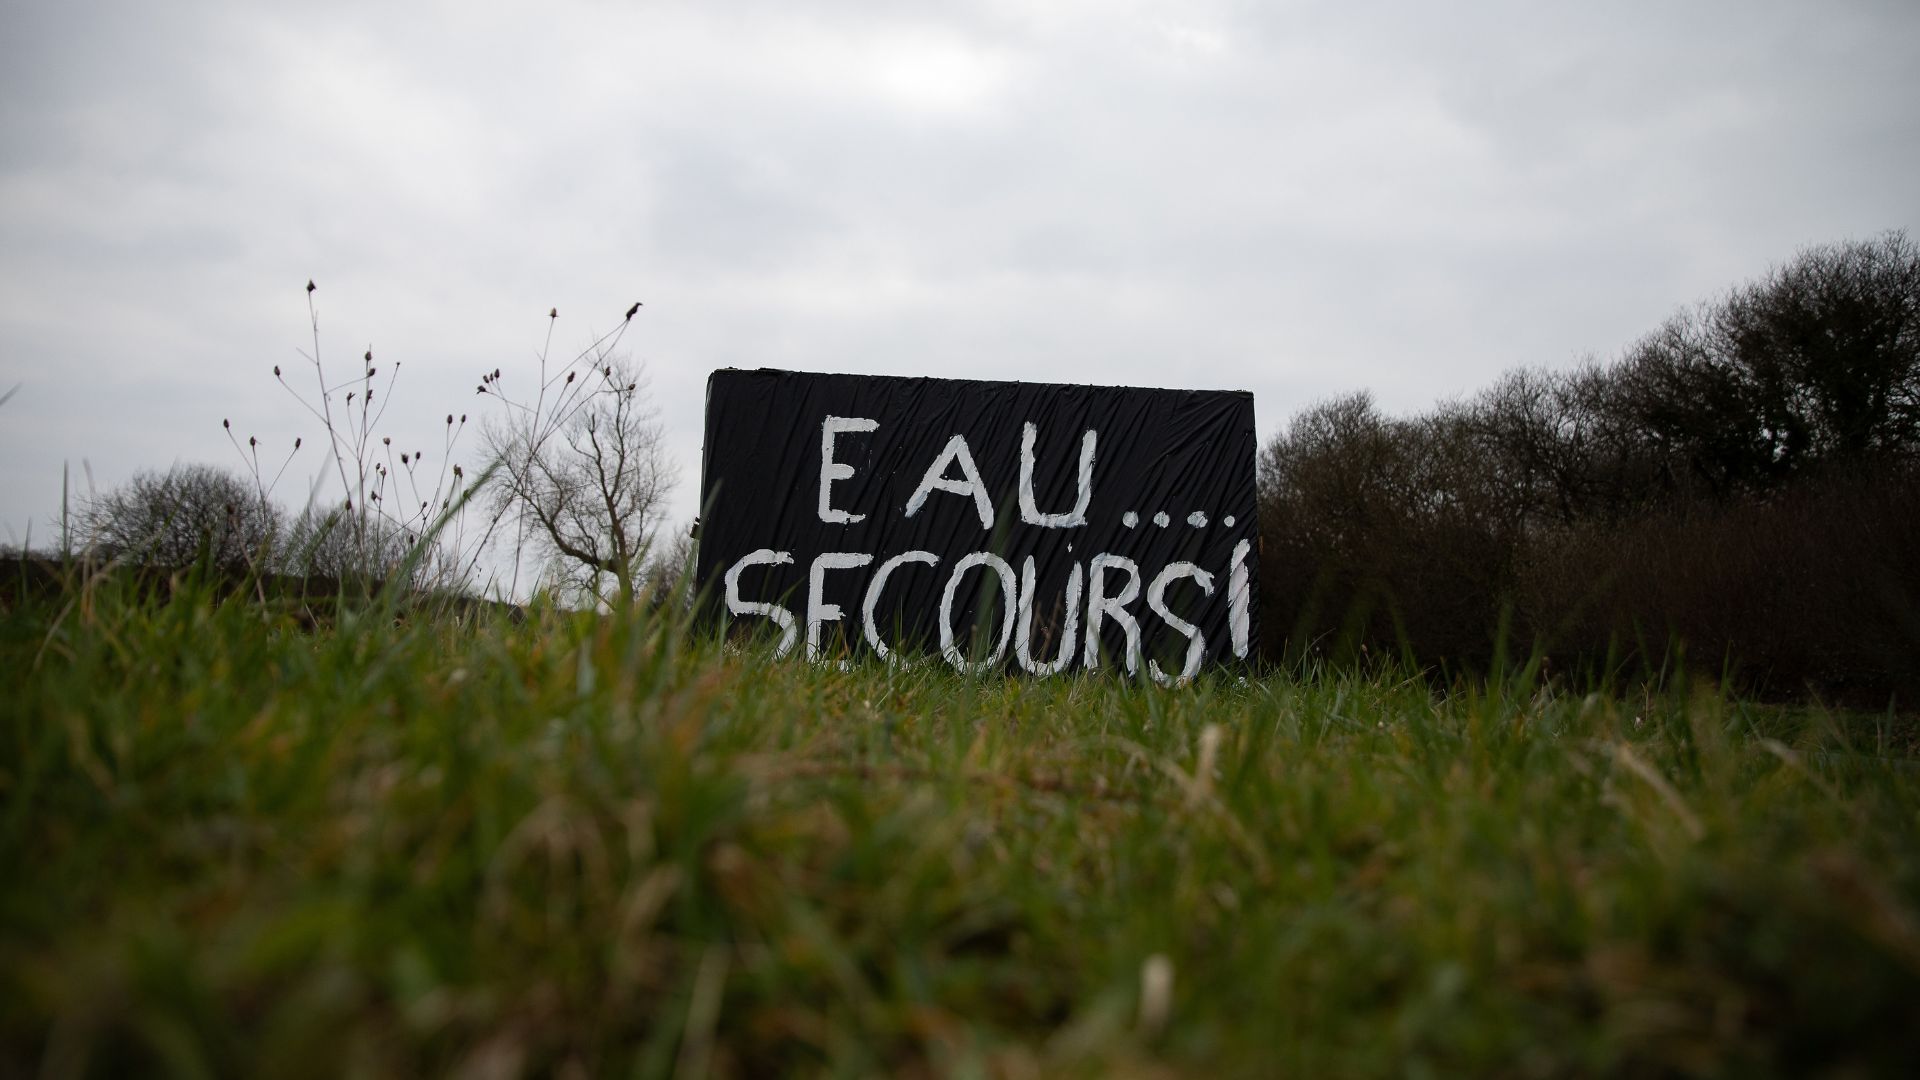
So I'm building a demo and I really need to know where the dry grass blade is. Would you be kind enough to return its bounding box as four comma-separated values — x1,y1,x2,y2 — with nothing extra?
674,946,729,1080
1606,741,1706,841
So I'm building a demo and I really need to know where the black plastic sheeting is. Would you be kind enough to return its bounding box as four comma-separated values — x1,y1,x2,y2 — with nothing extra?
696,368,1258,680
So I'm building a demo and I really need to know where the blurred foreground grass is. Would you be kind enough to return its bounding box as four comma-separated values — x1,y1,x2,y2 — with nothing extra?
3,572,1919,1077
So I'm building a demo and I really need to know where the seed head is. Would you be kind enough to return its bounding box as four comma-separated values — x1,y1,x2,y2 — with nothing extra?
294,437,302,449
566,371,575,384
550,307,558,319
274,365,281,377
249,435,257,448
223,418,230,429
383,436,391,446
446,414,453,425
364,349,372,364
306,280,315,293
625,301,641,320
460,414,466,423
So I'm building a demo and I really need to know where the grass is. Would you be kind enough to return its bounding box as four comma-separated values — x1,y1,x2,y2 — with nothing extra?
3,569,1919,1077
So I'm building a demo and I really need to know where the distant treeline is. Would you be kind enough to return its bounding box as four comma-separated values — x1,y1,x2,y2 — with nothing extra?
1257,230,1920,705
0,552,523,628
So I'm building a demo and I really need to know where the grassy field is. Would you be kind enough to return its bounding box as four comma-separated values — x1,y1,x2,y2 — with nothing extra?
4,571,1919,1077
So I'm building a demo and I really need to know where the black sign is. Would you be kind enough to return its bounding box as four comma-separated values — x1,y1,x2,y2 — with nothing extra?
696,369,1258,680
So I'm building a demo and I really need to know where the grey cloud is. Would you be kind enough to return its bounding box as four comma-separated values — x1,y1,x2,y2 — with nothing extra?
2,0,1916,554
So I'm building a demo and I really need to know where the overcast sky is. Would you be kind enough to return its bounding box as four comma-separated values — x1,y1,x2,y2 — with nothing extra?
3,0,1916,559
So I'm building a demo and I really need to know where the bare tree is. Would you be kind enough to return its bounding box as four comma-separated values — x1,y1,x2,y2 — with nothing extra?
1712,228,1920,467
77,463,280,570
483,355,674,605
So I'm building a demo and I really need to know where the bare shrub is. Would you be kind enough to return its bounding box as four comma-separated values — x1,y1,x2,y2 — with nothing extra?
1516,461,1920,702
76,463,280,571
278,501,421,588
